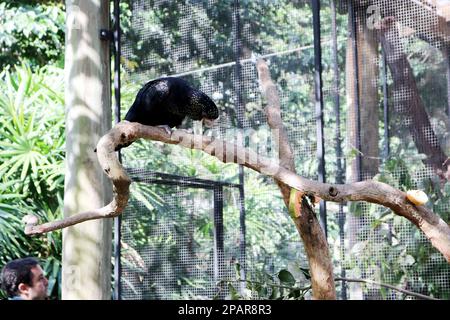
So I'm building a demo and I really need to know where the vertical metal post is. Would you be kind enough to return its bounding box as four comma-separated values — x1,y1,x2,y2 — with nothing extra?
331,0,346,300
233,0,244,129
348,0,362,182
232,0,247,292
213,187,224,296
238,176,246,288
382,48,390,160
446,46,450,121
113,0,122,301
311,0,327,237
381,48,394,246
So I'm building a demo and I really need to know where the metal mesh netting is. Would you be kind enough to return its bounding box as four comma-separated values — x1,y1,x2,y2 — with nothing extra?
118,0,311,300
120,169,240,299
117,0,450,300
327,0,450,299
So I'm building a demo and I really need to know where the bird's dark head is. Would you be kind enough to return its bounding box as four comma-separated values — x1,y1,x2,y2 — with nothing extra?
200,94,219,120
188,89,219,127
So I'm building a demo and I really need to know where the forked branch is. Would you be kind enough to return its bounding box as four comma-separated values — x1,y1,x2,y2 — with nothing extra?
24,122,450,263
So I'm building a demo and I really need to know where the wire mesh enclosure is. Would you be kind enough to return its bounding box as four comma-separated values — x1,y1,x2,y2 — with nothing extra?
115,0,450,300
120,169,244,299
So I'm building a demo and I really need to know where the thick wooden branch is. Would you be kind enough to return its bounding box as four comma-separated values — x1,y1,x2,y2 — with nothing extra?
256,59,295,173
24,125,133,235
24,122,450,264
256,58,336,300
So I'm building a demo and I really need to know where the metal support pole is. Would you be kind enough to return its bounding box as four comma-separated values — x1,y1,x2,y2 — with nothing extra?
233,0,245,129
233,0,247,293
382,49,390,160
381,48,394,246
331,0,346,300
238,176,246,288
348,0,362,182
312,0,327,237
213,187,225,296
113,0,122,300
446,46,450,121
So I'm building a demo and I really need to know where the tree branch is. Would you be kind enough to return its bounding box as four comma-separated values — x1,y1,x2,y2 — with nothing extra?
335,277,439,301
24,122,450,263
24,124,133,235
256,58,336,300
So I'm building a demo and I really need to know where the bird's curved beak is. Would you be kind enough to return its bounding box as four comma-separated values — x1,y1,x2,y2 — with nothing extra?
203,117,218,128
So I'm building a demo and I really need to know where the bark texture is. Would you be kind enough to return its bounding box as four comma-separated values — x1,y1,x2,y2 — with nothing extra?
257,58,336,299
24,122,450,264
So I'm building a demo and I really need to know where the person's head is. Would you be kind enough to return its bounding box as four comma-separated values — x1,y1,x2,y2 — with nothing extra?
1,257,48,300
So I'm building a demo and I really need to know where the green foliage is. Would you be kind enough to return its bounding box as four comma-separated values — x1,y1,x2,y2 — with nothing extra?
0,0,445,301
277,269,296,286
216,264,310,300
0,63,65,201
0,2,65,69
0,63,64,299
346,157,450,299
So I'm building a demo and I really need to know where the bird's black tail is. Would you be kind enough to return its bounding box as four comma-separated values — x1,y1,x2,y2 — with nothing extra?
124,79,161,122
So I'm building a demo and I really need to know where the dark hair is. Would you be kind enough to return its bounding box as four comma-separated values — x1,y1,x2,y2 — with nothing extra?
0,257,40,298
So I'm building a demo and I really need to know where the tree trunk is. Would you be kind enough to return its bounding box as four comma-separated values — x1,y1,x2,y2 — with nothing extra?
62,1,112,300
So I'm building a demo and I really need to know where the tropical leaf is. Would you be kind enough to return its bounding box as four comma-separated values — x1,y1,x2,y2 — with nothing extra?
0,63,63,299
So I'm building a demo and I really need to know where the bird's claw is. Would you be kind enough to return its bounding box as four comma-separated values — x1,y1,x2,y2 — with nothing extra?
157,125,172,135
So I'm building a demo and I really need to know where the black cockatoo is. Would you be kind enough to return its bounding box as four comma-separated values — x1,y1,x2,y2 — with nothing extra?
125,76,219,129
117,76,219,150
